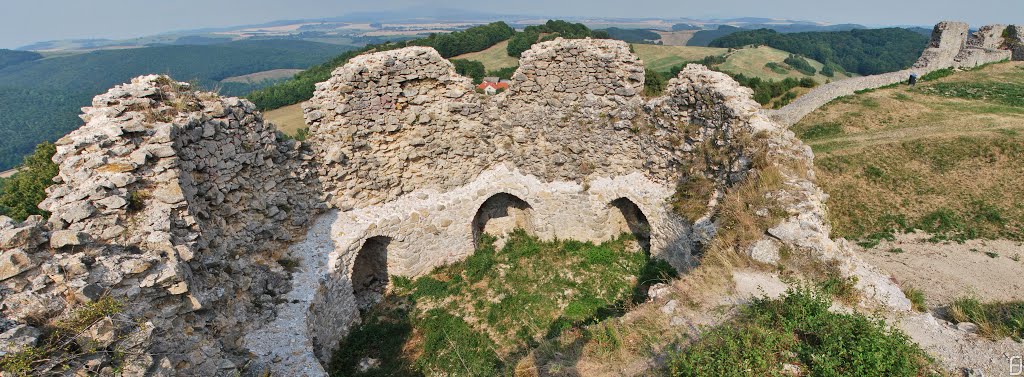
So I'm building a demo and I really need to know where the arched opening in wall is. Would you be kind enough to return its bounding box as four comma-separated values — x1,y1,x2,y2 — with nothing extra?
352,236,391,312
472,193,535,249
609,198,651,253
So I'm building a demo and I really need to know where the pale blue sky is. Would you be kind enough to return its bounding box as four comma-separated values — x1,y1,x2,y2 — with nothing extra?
2,0,1022,49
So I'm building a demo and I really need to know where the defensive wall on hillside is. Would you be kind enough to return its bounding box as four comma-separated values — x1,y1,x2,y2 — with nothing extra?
1,20,1006,376
767,21,1022,127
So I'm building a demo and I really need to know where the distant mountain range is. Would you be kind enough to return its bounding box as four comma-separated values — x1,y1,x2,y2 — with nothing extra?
14,9,919,53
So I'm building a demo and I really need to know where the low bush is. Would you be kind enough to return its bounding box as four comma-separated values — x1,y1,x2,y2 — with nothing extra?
668,287,934,376
949,297,1024,340
783,54,817,76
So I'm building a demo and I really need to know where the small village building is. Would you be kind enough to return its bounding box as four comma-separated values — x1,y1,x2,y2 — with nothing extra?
477,81,509,95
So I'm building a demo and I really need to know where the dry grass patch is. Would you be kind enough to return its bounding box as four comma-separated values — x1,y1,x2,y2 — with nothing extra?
794,61,1024,242
264,103,306,137
451,40,520,72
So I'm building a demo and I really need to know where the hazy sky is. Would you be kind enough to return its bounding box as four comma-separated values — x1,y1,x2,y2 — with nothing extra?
2,0,1022,49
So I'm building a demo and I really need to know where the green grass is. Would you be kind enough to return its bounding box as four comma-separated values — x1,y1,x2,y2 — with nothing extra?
668,287,934,376
451,40,520,72
903,287,927,312
630,44,728,73
799,122,843,140
949,297,1024,341
330,230,675,376
921,82,1024,107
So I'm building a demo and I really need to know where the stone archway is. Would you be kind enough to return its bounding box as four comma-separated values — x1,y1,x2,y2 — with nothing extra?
352,236,391,311
472,193,535,249
609,197,651,252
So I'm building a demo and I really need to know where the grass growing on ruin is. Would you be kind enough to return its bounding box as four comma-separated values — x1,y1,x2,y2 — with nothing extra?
0,297,130,377
667,286,935,376
329,231,676,376
949,297,1024,341
793,61,1024,244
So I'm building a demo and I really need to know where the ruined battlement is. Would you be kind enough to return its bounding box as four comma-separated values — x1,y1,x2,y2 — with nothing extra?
1,28,988,375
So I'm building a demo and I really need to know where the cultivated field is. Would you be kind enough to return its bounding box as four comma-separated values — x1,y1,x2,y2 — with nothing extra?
653,30,698,46
452,40,520,71
630,44,728,73
264,103,306,136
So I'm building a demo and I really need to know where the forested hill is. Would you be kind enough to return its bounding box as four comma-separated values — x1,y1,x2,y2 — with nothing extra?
708,28,929,75
0,49,43,70
246,20,606,110
246,21,517,110
0,40,353,170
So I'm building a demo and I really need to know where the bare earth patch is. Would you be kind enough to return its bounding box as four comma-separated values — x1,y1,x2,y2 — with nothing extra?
860,233,1024,308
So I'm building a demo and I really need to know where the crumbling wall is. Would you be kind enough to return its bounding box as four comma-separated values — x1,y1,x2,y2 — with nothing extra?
287,40,782,372
914,21,970,69
2,75,319,376
954,24,1013,68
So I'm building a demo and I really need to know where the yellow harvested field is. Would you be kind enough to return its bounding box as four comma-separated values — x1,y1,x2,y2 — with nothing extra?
452,40,520,71
264,104,306,136
717,46,855,82
222,69,303,84
630,44,728,73
653,31,697,46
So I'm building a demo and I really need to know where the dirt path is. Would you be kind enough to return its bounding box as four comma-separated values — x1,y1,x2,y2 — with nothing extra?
859,233,1024,308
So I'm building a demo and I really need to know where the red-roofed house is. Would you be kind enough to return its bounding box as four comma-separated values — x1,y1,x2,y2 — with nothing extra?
476,81,509,95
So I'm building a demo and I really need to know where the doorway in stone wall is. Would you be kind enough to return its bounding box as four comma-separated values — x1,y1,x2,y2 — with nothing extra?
609,197,651,253
472,193,535,250
352,236,391,311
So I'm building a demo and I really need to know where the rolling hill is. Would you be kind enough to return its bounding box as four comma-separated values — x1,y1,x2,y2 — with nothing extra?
451,40,520,72
630,44,729,73
0,39,354,170
716,45,855,82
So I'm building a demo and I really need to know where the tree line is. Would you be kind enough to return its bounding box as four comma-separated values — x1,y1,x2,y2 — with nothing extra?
249,20,607,111
506,20,609,58
708,28,929,75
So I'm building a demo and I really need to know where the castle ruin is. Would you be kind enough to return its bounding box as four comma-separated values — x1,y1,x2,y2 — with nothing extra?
0,21,1020,376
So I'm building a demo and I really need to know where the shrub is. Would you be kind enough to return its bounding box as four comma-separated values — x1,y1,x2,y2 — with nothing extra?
783,54,817,76
450,59,486,83
920,68,953,82
949,297,1024,340
764,61,789,74
903,287,927,312
668,287,934,376
0,142,58,221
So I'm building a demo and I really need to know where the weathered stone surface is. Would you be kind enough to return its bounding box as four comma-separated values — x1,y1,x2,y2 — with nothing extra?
748,238,781,264
49,230,86,248
0,324,41,355
0,249,34,281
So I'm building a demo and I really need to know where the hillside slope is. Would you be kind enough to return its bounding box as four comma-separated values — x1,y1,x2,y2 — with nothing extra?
0,40,352,170
792,62,1024,242
717,45,855,81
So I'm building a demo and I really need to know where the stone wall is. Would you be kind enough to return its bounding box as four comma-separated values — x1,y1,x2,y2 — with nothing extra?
2,76,320,375
954,24,1013,68
914,21,970,69
769,21,1020,127
262,40,780,373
